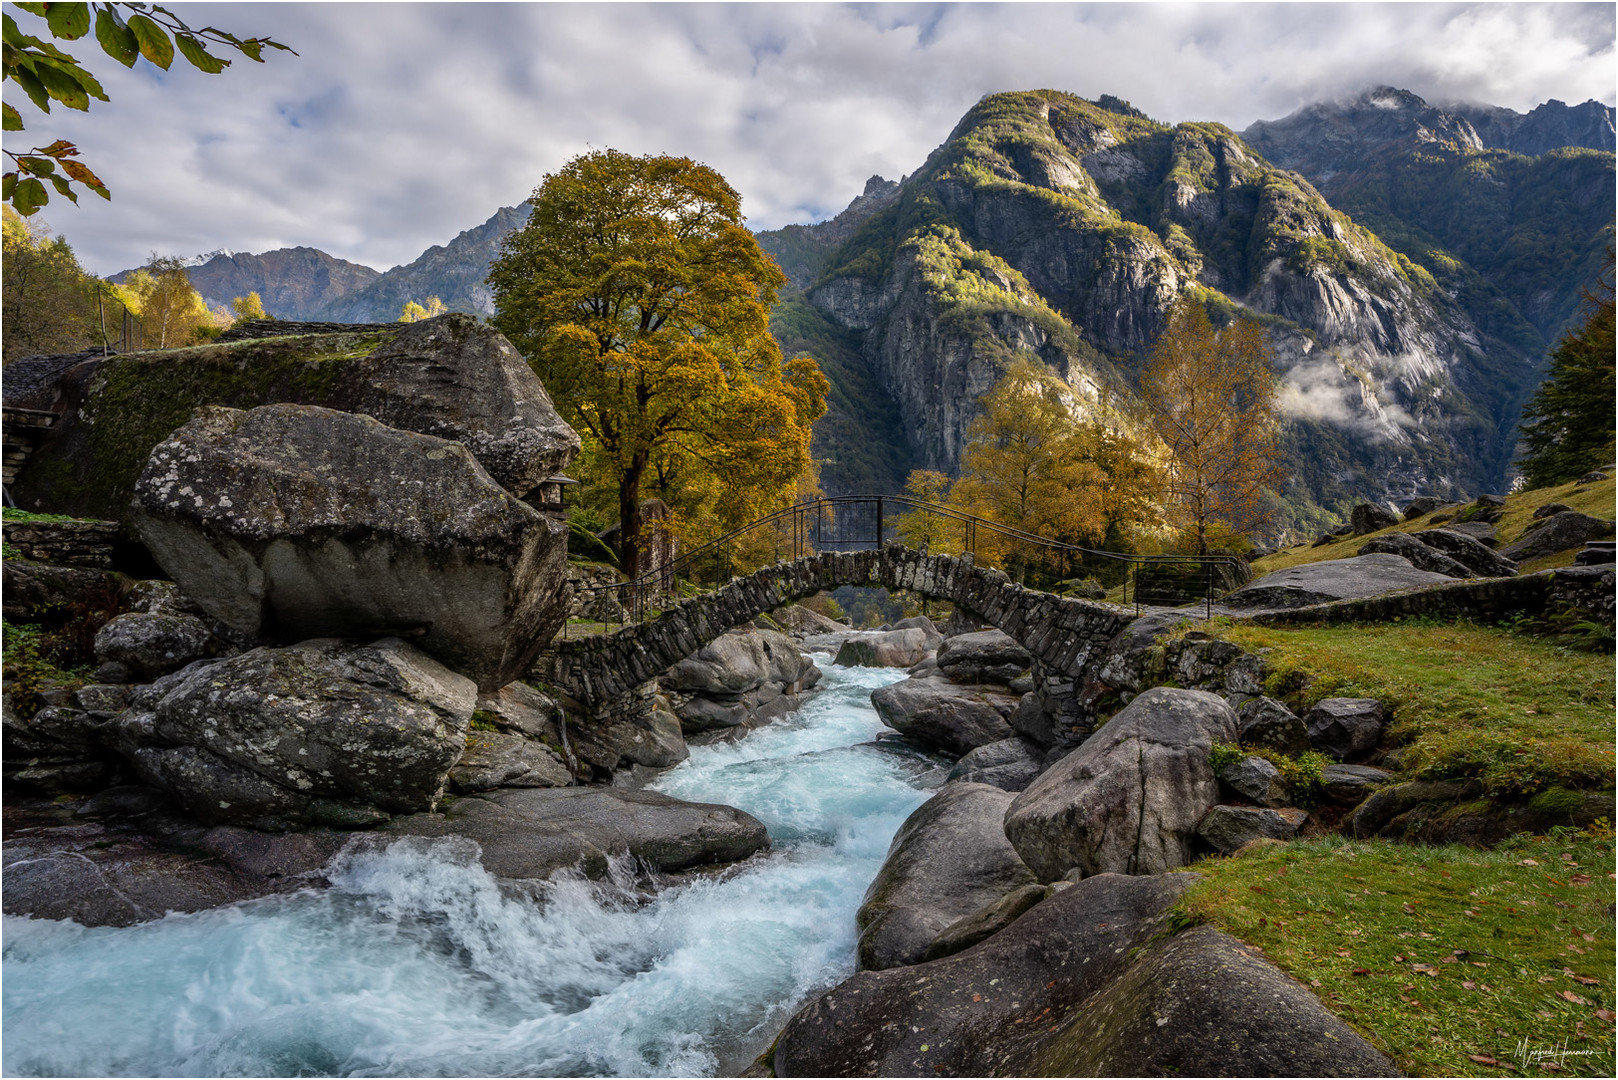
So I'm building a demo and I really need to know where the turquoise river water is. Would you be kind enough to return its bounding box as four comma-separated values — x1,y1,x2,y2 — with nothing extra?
2,660,940,1077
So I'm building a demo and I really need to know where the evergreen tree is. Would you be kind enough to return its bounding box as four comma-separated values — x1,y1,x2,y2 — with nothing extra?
1517,263,1617,489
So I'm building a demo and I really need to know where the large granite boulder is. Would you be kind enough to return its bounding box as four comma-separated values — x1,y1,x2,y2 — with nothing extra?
770,872,1395,1078
337,314,580,498
855,783,1039,971
934,628,1032,684
768,603,849,637
1357,530,1473,577
131,404,569,689
1414,528,1518,578
5,316,580,523
1003,687,1237,880
567,693,689,771
832,628,933,668
661,626,820,736
1223,553,1452,608
1498,511,1616,564
1219,755,1292,807
115,637,475,830
382,786,768,879
871,675,1019,755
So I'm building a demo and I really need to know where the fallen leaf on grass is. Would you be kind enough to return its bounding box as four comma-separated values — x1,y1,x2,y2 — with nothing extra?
1468,1055,1500,1066
1442,956,1460,964
1352,968,1371,976
1413,964,1440,976
1563,970,1599,986
1394,954,1406,962
1560,990,1589,1005
1570,874,1591,885
1539,975,1558,983
1520,858,1539,866
1594,1009,1615,1024
1336,950,1352,958
1463,981,1478,990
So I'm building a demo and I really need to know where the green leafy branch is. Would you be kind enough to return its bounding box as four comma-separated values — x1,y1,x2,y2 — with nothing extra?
3,2,295,214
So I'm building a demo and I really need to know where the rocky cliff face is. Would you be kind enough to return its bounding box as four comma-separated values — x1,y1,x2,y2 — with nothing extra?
789,89,1541,517
314,205,532,322
1449,97,1615,157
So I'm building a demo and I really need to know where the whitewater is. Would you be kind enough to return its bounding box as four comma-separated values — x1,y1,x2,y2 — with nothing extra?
1,659,942,1077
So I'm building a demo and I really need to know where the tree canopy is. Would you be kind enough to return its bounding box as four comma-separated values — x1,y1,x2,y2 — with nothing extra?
1517,262,1617,489
2,204,99,360
488,149,827,575
115,254,220,347
4,2,293,215
1140,299,1282,554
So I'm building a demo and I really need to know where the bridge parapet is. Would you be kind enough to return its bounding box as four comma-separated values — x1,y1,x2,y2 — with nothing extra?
542,545,1133,709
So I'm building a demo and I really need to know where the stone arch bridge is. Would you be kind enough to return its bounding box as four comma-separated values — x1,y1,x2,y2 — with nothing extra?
543,545,1135,715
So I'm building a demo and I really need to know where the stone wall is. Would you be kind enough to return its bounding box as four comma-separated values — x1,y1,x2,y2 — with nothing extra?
2,519,121,568
1248,572,1555,627
545,546,1132,709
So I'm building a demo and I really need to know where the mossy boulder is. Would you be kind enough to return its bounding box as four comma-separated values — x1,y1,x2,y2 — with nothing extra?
6,315,579,524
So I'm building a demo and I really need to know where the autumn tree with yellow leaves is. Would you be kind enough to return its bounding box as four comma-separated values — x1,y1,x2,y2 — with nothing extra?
1140,298,1282,554
489,149,827,575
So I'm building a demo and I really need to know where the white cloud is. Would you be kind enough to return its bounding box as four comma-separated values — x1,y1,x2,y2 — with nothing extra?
7,2,1611,275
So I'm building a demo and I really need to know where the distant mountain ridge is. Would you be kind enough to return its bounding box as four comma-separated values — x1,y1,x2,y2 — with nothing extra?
112,246,381,319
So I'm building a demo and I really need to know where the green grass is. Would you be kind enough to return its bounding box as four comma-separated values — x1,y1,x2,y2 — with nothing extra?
1178,831,1617,1076
1215,619,1615,796
1,508,87,524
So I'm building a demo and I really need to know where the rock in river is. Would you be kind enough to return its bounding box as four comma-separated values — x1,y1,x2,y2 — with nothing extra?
770,871,1395,1077
1003,687,1237,880
117,637,475,830
131,403,570,689
855,782,1038,970
870,675,1019,756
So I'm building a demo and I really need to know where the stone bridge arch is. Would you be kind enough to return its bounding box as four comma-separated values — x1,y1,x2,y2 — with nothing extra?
545,545,1133,712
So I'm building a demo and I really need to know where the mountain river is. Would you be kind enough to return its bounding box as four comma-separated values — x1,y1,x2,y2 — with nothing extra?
2,659,943,1077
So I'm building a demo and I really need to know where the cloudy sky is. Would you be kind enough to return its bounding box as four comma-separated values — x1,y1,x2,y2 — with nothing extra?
8,1,1614,276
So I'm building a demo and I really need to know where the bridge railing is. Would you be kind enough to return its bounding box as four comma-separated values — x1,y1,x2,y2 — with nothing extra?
562,495,1247,636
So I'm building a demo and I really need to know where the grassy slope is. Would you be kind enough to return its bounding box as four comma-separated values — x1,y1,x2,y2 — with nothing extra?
1180,833,1616,1076
1252,475,1617,576
1218,619,1615,795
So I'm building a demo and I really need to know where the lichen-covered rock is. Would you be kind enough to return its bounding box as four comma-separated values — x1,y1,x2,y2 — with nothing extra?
1004,687,1238,880
92,611,218,682
1306,697,1386,761
1403,496,1446,519
1236,696,1312,758
131,404,569,689
1198,804,1308,852
116,637,476,830
855,783,1038,970
662,626,817,696
871,674,1019,756
1415,528,1519,578
1,561,123,622
935,628,1032,684
1357,530,1474,577
567,691,689,772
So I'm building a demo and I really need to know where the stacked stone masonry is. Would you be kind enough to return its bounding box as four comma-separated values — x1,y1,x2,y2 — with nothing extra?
545,547,1133,708
2,519,121,568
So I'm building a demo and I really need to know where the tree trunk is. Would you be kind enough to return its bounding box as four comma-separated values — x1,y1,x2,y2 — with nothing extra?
618,452,649,577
